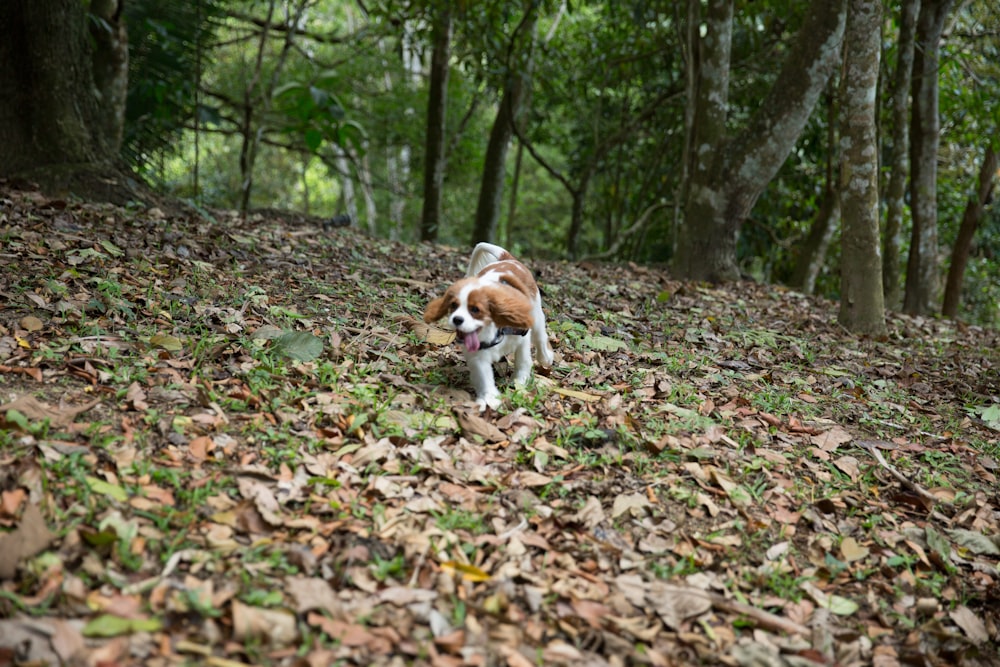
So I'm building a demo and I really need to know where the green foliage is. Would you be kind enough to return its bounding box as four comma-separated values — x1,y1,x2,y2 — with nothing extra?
124,0,225,171
120,0,999,324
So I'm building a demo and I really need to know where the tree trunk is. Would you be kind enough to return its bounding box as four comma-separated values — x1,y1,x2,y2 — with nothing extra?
882,0,919,310
941,145,997,319
674,0,734,280
420,4,452,243
0,0,126,192
673,0,848,282
471,7,538,246
838,0,885,335
238,0,276,216
902,0,955,315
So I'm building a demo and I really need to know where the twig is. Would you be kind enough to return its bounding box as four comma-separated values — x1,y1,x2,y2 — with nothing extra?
706,592,811,636
858,441,942,505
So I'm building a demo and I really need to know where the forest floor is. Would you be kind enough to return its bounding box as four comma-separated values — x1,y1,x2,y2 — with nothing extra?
0,182,998,667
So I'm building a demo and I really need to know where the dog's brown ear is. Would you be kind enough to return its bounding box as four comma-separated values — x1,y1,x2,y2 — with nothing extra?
488,288,533,330
424,294,451,323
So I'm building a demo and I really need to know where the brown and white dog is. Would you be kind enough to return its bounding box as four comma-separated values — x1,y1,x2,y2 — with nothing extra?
424,243,554,409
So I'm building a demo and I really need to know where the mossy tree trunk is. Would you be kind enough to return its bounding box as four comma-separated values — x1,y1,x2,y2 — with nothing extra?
471,5,538,247
881,0,919,310
941,145,998,319
903,0,955,315
419,4,452,243
0,0,127,182
838,0,886,335
673,0,847,283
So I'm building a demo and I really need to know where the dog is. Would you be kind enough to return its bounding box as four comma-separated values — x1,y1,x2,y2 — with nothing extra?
424,243,554,409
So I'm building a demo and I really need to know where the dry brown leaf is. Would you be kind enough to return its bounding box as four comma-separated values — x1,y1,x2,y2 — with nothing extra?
811,425,853,451
0,394,100,430
305,612,373,647
611,492,651,519
0,503,55,579
572,496,606,529
231,600,298,646
286,576,340,615
395,313,456,345
454,408,507,442
379,586,438,605
949,605,988,645
126,381,149,411
237,477,282,526
646,582,712,630
0,619,66,665
1,488,26,518
840,537,870,563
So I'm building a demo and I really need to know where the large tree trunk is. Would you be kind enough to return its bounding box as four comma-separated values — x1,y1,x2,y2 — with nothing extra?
419,5,452,243
471,7,538,246
902,0,955,315
881,0,919,310
941,146,997,319
838,0,886,335
673,0,848,282
0,0,127,192
674,0,734,280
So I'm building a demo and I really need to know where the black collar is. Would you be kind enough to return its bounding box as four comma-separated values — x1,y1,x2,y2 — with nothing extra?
479,327,529,350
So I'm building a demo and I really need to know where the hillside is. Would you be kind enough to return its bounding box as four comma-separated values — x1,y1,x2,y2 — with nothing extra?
1,182,998,666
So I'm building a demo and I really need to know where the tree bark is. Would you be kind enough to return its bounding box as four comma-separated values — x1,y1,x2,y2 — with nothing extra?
838,0,886,335
419,4,452,243
0,0,122,180
902,0,955,315
673,0,848,282
881,0,919,310
471,6,538,246
941,146,997,319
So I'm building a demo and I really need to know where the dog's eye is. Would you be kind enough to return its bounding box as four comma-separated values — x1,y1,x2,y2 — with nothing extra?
448,302,457,312
469,306,481,316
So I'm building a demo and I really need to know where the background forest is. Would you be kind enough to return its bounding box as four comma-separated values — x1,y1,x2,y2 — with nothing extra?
9,0,1000,325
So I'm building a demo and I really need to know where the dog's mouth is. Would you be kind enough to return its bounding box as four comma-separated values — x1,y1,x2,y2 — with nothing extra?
455,329,481,353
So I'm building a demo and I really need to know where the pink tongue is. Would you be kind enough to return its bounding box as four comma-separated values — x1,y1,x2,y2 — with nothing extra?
463,330,480,352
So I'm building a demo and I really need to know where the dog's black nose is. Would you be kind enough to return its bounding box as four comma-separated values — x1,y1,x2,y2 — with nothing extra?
452,316,464,326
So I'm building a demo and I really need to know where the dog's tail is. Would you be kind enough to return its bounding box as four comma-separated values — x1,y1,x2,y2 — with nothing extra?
467,242,513,277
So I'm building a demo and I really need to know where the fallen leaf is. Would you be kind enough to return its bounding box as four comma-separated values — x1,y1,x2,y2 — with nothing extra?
0,503,55,579
947,529,1000,556
611,492,651,518
20,315,44,331
811,425,853,451
231,600,298,646
150,333,183,352
840,537,870,563
305,612,372,647
0,395,100,430
454,408,506,442
646,583,712,630
286,576,340,615
82,614,162,637
441,561,491,582
949,605,988,645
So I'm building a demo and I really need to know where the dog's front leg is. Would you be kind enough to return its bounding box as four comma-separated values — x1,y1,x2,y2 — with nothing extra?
468,357,500,410
512,337,533,386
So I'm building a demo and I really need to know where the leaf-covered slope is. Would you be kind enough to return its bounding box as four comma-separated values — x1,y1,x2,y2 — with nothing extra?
0,184,998,666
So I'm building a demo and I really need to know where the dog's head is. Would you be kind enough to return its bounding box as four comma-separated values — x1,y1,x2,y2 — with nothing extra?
424,275,533,352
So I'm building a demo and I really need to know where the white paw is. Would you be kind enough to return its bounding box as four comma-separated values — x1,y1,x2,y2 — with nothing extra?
535,344,554,368
475,394,501,411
